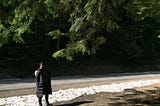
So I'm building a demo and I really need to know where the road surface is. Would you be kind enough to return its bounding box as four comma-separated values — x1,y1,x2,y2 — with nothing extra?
0,71,160,91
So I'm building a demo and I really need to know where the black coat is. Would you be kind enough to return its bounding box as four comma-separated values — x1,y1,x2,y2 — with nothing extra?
35,68,52,97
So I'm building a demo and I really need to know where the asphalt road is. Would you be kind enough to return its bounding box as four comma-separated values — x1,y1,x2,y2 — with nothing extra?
0,71,160,91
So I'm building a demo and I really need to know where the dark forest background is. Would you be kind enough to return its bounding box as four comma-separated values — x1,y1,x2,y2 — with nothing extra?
1,0,160,78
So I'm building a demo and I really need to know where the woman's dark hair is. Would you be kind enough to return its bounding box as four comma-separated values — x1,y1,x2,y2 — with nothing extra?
39,62,43,65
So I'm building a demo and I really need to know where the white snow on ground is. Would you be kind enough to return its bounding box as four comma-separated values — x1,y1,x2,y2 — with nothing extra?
0,79,160,106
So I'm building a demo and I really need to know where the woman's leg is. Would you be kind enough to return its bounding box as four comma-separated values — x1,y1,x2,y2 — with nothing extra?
38,97,42,106
45,94,49,105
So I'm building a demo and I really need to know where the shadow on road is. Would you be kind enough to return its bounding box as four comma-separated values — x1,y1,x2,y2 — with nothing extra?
54,101,93,106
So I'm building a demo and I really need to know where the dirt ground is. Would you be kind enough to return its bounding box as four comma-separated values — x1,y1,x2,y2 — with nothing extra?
53,83,160,106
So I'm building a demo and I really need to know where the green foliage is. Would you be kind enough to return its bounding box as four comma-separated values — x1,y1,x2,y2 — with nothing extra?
53,40,90,60
48,30,64,40
0,0,43,44
127,0,160,20
1,0,160,61
52,49,65,59
69,17,83,32
0,24,10,47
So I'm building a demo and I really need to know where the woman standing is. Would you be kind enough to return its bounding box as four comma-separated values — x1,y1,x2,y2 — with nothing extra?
35,62,52,106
